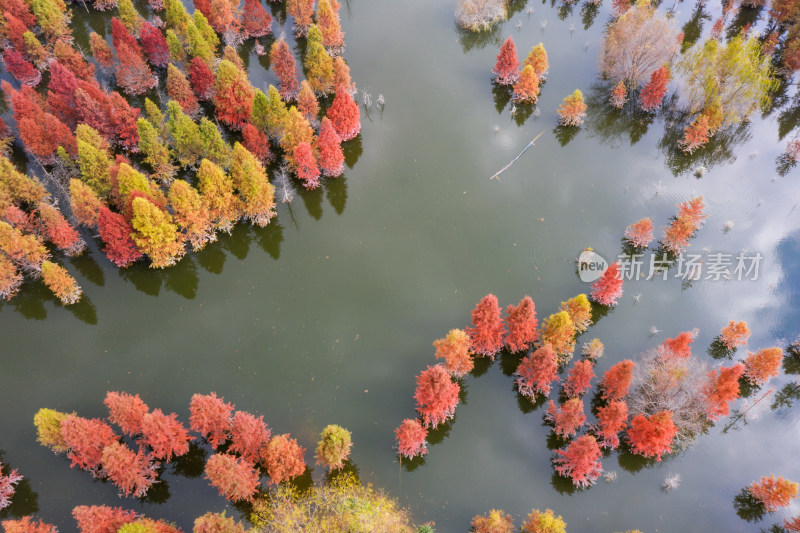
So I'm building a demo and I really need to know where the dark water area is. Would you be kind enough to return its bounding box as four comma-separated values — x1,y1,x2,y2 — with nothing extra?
2,0,800,531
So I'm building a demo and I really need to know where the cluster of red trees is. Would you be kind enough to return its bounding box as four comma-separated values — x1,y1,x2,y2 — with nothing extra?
34,391,324,503
395,285,790,488
623,196,706,255
491,37,549,105
0,0,363,298
2,505,248,533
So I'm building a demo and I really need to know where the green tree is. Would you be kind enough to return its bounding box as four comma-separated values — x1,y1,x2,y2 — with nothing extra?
676,34,777,125
229,142,275,227
251,86,287,139
164,0,191,34
165,29,186,62
186,21,214,62
199,118,232,168
166,100,203,167
76,127,112,198
193,11,220,51
137,118,176,182
168,180,215,251
197,158,242,232
304,24,335,94
117,0,142,35
130,196,185,268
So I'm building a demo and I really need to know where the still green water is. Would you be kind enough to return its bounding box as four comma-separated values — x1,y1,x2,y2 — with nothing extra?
2,0,800,531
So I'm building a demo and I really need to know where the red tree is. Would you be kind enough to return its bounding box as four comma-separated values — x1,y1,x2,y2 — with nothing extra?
0,462,22,511
326,85,360,141
466,294,507,359
270,39,299,101
744,347,783,385
433,328,473,377
194,513,246,533
515,343,559,399
242,0,272,38
60,415,119,473
98,207,143,267
678,115,710,153
293,142,320,190
595,400,628,449
504,296,538,352
720,321,750,350
214,60,254,130
553,434,603,488
638,65,669,112
241,123,270,163
37,202,84,255
677,196,706,226
492,36,519,85
297,80,319,122
100,442,159,498
229,411,271,464
1,517,57,533
657,331,695,359
563,360,595,397
189,56,215,101
600,360,635,401
90,32,114,70
395,419,428,459
111,17,140,54
53,40,95,81
104,391,149,435
0,0,36,27
590,262,623,306
703,363,745,420
72,505,138,533
167,63,199,117
115,43,157,96
47,61,80,128
287,0,314,36
609,80,627,109
316,117,344,177
627,410,677,461
546,398,586,438
750,475,799,512
261,434,306,484
624,218,653,248
140,22,170,68
189,392,234,449
662,214,696,254
414,364,460,428
3,48,41,87
141,409,192,461
205,453,260,502
786,516,800,532
3,11,28,51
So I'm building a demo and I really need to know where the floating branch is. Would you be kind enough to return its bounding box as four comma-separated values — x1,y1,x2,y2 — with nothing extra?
489,132,543,182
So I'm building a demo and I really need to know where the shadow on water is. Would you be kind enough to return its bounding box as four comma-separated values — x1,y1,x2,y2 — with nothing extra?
553,124,581,147
680,2,710,52
707,337,734,360
732,487,766,523
456,23,504,54
584,83,654,147
322,176,348,215
580,1,600,30
170,442,208,479
0,454,39,519
657,103,753,177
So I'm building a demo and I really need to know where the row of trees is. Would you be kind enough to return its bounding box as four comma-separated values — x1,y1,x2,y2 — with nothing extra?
33,391,353,504
394,286,792,491
394,287,624,464
0,0,363,302
623,196,707,254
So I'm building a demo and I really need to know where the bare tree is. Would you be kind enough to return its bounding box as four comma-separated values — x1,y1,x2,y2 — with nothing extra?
599,0,680,87
455,0,507,31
